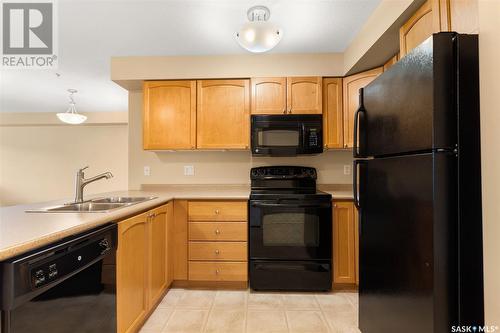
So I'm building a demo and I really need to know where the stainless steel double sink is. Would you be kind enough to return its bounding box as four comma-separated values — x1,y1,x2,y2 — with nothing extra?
27,196,157,213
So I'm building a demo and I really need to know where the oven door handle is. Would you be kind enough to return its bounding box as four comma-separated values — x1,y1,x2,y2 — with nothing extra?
251,202,331,209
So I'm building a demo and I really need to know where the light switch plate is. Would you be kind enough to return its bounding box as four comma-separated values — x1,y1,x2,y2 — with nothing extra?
184,165,195,176
144,166,150,176
343,165,351,175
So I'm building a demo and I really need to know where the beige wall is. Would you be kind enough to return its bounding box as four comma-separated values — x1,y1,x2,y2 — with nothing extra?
343,0,412,73
0,113,128,206
111,53,344,90
128,91,353,189
478,0,500,325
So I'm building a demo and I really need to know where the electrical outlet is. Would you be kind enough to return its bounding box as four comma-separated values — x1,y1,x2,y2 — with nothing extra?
184,165,195,176
343,165,351,175
143,166,150,176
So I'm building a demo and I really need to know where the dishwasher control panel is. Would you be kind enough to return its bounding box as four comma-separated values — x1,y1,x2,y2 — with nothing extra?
29,235,113,289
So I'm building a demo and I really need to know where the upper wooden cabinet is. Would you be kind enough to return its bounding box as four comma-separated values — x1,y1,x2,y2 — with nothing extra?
342,67,383,149
287,77,322,114
143,81,196,150
251,77,287,114
383,53,399,72
322,78,343,149
400,0,479,58
251,77,322,115
197,79,250,149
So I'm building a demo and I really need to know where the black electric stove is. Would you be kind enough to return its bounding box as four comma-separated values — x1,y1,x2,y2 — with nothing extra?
248,166,332,291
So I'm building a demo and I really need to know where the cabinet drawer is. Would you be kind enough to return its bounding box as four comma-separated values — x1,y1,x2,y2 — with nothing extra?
188,262,247,281
189,242,247,261
188,201,247,221
189,222,247,241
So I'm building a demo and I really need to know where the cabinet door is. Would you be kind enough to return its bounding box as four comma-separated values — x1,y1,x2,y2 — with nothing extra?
322,78,343,149
342,67,383,149
117,213,149,333
333,201,356,285
287,77,322,114
251,77,287,115
143,81,196,150
166,201,174,286
383,53,399,72
448,0,479,33
399,0,434,58
148,204,169,307
197,79,250,149
173,200,188,280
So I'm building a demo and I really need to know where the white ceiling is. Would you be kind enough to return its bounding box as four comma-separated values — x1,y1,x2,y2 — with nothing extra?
0,0,381,114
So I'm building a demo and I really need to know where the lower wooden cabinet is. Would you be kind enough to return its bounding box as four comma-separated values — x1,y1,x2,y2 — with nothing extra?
117,203,173,333
186,200,248,284
332,200,359,287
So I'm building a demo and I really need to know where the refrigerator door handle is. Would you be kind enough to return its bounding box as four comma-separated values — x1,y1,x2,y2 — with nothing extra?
353,88,365,158
353,159,365,209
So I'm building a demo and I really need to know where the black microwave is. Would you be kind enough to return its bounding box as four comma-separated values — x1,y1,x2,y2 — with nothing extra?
251,114,323,156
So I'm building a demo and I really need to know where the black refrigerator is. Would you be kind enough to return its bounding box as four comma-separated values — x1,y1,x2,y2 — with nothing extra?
353,32,484,333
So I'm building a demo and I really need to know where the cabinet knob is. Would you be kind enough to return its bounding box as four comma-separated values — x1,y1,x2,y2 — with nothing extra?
283,109,287,114
215,229,221,235
333,204,337,208
215,249,220,255
288,109,292,114
215,269,220,275
215,209,220,215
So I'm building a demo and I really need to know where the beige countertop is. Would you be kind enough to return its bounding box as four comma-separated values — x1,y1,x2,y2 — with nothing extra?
0,184,353,261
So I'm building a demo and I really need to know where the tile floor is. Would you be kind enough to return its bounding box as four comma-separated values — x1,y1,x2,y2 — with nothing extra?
139,288,360,333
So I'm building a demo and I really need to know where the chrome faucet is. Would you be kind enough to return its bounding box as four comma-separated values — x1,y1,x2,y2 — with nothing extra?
74,166,113,203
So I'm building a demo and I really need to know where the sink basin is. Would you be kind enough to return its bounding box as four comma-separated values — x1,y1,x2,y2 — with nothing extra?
44,202,127,212
26,196,157,213
91,196,156,204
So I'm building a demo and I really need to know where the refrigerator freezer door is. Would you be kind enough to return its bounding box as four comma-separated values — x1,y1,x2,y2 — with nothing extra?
359,33,458,157
358,152,458,333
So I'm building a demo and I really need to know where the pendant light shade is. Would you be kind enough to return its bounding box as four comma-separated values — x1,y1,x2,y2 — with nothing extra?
235,6,282,53
57,89,87,124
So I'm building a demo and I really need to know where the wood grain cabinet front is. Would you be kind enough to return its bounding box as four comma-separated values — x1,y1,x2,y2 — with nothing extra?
251,77,322,115
189,222,247,241
188,201,247,221
143,81,196,150
196,79,250,149
332,200,359,287
117,213,149,333
117,203,173,333
322,78,343,149
188,262,248,282
342,67,383,149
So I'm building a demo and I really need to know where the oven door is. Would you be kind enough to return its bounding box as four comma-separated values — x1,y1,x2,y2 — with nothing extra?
249,199,332,260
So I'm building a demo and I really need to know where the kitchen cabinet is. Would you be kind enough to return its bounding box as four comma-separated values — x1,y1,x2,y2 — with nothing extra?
332,200,359,287
143,80,196,150
342,67,383,149
197,79,250,149
117,212,149,333
251,76,322,115
187,200,248,283
117,203,173,333
383,53,399,72
322,78,343,149
400,0,479,58
251,77,287,114
148,204,170,307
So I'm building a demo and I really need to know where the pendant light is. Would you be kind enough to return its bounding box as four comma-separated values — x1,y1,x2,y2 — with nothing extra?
235,6,282,53
56,89,87,124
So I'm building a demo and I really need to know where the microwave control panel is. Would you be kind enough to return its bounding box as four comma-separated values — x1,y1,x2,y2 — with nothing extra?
307,129,319,147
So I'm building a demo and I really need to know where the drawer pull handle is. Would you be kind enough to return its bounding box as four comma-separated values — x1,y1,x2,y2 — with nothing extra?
215,209,220,215
215,269,220,275
215,229,220,235
215,249,220,255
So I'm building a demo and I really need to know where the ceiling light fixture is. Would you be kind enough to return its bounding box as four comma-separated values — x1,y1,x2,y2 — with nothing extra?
235,6,282,53
56,89,87,125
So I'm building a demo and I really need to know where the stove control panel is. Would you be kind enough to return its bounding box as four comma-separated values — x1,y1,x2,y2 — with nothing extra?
251,166,317,180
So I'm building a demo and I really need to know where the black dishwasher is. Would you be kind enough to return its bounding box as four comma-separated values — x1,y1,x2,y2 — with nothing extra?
0,223,117,333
